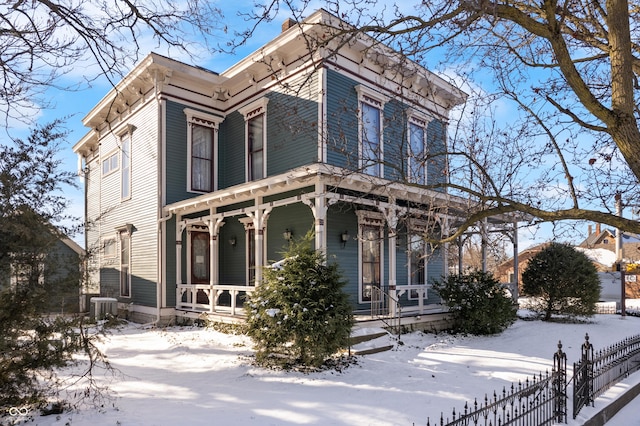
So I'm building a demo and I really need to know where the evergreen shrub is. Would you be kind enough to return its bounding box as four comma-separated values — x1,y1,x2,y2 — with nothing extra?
245,232,354,368
432,270,517,335
522,242,600,320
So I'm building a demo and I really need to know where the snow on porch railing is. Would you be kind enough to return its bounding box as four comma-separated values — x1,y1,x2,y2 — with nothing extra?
176,284,255,316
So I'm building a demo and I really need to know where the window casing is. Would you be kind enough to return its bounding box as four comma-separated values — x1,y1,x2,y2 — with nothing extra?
248,115,265,180
185,109,223,193
102,151,118,176
356,85,388,178
247,228,256,285
190,231,210,284
118,229,131,298
120,133,131,200
408,114,428,185
357,211,384,303
239,98,269,182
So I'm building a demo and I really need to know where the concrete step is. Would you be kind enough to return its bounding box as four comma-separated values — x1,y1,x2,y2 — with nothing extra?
350,335,395,355
349,326,389,345
349,326,396,355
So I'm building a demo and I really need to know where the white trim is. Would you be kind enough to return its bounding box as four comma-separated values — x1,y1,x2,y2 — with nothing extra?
119,230,132,298
184,109,224,193
318,67,327,164
356,210,385,304
101,149,119,176
120,131,132,201
238,98,269,120
355,85,387,178
407,117,428,185
239,98,269,182
184,108,224,129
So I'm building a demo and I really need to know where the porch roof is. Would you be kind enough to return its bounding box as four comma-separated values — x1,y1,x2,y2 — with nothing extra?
164,164,528,228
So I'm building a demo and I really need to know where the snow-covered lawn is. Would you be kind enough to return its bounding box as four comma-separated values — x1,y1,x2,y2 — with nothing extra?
32,312,640,426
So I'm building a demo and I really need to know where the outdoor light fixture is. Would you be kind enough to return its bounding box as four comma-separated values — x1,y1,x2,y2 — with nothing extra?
229,237,237,247
283,229,293,241
341,230,349,248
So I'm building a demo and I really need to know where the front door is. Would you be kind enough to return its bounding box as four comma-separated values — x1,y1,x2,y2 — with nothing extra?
191,231,210,304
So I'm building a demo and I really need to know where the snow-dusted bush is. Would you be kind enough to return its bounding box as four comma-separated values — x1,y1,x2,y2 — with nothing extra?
522,242,600,321
432,270,517,335
245,231,353,368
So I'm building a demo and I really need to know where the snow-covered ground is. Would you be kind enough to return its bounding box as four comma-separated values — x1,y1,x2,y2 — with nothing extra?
26,309,640,426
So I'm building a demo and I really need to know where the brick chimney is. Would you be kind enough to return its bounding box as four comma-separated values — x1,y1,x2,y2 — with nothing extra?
588,225,592,236
596,223,601,234
282,18,296,32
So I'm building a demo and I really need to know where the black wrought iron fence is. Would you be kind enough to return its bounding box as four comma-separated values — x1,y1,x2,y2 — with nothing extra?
573,333,640,418
425,332,640,425
426,342,568,426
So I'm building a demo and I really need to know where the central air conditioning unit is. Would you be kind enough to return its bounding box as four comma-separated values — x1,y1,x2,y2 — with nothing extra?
90,297,118,321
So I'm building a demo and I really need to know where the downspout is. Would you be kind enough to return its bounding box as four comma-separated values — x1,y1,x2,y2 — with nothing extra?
155,68,167,326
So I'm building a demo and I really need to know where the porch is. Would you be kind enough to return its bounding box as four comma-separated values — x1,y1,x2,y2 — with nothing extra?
175,282,451,331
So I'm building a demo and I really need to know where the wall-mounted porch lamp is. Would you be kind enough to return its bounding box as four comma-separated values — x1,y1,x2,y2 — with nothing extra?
283,229,293,241
341,230,349,248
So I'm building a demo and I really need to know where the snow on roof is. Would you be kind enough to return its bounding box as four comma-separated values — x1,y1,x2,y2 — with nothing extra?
575,247,617,267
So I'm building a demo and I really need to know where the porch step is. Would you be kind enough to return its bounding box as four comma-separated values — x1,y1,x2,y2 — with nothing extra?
349,327,395,355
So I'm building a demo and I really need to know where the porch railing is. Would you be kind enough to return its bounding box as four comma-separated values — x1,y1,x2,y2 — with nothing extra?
176,284,255,316
394,284,430,315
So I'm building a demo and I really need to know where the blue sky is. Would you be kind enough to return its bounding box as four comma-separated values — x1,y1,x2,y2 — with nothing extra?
2,2,573,251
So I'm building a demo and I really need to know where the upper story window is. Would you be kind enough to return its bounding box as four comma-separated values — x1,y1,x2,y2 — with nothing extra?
408,114,429,185
239,98,269,181
102,151,118,176
185,109,223,193
356,85,388,178
117,124,135,201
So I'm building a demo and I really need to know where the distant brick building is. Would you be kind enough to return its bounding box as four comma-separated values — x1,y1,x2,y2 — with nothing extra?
578,223,640,263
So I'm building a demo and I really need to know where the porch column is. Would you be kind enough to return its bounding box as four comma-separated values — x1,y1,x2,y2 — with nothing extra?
382,204,399,317
206,216,224,313
246,207,272,286
186,229,192,285
302,188,327,252
207,216,225,287
175,218,186,307
176,219,186,286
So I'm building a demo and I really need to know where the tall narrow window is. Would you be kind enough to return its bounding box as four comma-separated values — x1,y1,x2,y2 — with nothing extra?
248,114,264,180
356,85,388,178
184,108,223,193
120,232,131,297
247,228,256,285
408,117,427,185
361,103,381,176
361,225,381,302
239,98,269,182
121,133,131,199
191,231,210,284
191,124,214,192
